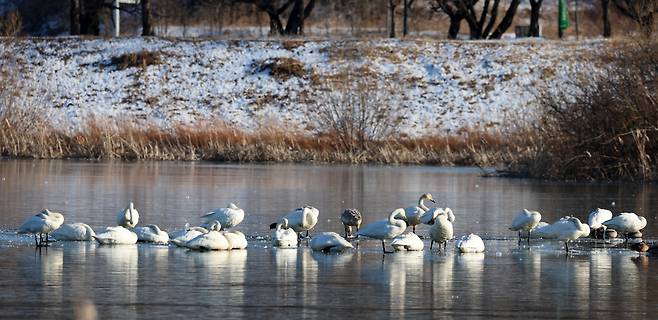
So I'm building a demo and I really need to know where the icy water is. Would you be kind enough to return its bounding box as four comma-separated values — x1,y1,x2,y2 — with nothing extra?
0,160,657,319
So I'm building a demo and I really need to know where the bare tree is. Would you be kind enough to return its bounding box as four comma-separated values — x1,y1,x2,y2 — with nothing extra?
529,0,542,37
403,0,415,37
141,0,153,36
237,0,316,36
70,0,81,35
602,0,611,37
430,0,463,39
389,0,400,38
614,0,657,37
432,0,520,39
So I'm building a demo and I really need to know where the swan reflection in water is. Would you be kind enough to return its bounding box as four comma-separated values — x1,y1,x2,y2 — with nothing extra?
454,253,485,307
272,248,318,314
93,245,138,319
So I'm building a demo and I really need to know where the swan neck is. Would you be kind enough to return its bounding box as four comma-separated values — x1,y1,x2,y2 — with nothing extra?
418,197,429,211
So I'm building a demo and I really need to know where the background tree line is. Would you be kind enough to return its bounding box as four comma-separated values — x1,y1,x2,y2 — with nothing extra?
1,0,656,39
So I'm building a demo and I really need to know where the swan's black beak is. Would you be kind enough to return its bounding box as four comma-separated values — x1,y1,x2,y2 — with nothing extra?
430,199,436,203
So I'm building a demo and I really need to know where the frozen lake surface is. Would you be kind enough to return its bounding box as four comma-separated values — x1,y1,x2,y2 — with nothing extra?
0,160,656,319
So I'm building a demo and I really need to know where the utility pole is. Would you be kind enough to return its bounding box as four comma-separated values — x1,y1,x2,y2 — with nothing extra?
575,0,579,39
114,0,120,37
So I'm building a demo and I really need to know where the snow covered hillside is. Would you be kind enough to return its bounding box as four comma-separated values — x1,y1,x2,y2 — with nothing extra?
0,37,605,136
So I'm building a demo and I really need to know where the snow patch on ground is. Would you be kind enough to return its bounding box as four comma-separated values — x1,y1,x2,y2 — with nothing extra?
0,37,605,136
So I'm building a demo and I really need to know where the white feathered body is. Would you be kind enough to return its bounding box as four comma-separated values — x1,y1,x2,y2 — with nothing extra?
282,206,319,233
602,212,647,234
529,221,556,239
272,223,298,248
429,213,454,244
18,210,65,235
588,208,613,230
134,224,170,244
310,232,353,252
391,232,424,251
222,230,248,250
93,226,138,245
117,202,139,228
52,223,95,241
201,203,245,229
186,230,229,250
550,217,590,241
510,209,542,232
456,233,485,253
357,209,407,240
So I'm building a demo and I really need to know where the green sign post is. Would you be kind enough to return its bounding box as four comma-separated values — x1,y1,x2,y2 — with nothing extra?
558,0,571,38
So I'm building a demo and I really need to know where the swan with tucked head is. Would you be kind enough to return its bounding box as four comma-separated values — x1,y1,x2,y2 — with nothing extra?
588,208,613,240
510,209,542,245
391,232,424,251
403,193,436,233
455,233,485,253
201,203,245,230
272,218,298,248
18,209,65,247
550,216,590,253
429,209,454,251
134,224,170,245
186,221,230,251
270,206,319,238
52,223,95,241
602,212,647,243
310,232,353,253
93,226,138,245
117,202,139,228
357,208,407,254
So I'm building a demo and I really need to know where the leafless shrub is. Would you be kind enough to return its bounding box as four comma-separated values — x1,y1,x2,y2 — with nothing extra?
504,42,658,181
0,10,22,37
111,51,162,70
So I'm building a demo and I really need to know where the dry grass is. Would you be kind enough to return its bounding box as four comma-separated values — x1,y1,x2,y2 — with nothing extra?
501,41,658,181
111,51,162,70
254,57,306,81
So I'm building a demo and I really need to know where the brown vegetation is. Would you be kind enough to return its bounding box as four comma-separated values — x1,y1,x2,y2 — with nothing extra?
111,51,162,70
254,57,307,80
501,41,658,181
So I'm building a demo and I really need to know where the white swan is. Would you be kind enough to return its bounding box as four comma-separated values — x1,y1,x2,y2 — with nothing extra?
429,208,454,251
186,221,230,251
93,226,138,245
391,232,424,251
222,230,248,250
509,209,542,244
201,203,245,230
271,206,320,238
310,232,354,253
588,208,613,239
529,221,556,239
420,207,455,225
18,209,65,246
602,212,647,241
272,218,298,248
549,216,590,252
52,223,95,241
455,233,485,253
341,208,362,239
357,208,407,253
134,224,170,244
403,193,436,233
169,226,207,248
116,202,139,228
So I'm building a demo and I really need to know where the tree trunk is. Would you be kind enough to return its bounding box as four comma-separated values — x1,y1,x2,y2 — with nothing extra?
489,0,521,39
448,14,462,39
284,0,305,35
529,0,542,37
80,0,101,35
403,0,414,37
389,0,397,38
602,0,611,37
267,12,285,36
141,0,153,36
70,0,81,35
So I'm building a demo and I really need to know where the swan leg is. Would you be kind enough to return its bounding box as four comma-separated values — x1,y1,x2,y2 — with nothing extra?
518,231,521,245
34,234,38,246
306,230,310,238
430,240,433,250
565,241,569,253
344,224,349,239
527,230,531,245
412,225,416,234
381,240,386,254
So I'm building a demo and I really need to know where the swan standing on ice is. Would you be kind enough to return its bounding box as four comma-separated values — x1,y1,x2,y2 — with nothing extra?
272,218,298,248
310,232,354,253
455,233,485,253
550,216,590,253
52,223,96,241
429,209,454,251
18,209,65,246
391,232,424,251
403,193,436,233
341,208,362,239
509,209,542,245
222,230,248,250
117,202,139,228
270,206,320,238
588,208,613,239
134,224,170,244
201,203,245,230
186,221,230,251
357,208,408,254
93,226,138,245
602,212,647,242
